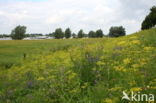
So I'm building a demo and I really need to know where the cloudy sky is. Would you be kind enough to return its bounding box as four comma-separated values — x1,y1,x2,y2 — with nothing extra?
0,0,155,34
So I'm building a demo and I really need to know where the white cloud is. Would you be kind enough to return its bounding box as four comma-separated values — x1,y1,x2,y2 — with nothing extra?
45,16,64,24
0,0,155,34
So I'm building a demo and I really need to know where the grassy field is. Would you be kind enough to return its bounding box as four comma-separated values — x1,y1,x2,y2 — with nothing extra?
0,39,83,69
0,28,156,103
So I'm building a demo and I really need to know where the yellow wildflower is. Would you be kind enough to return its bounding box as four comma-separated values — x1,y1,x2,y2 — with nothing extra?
109,87,122,92
144,47,154,51
117,41,126,46
130,87,142,92
114,66,126,72
140,58,147,65
37,77,45,80
131,40,140,45
102,98,113,103
130,36,138,39
123,58,131,64
96,61,105,66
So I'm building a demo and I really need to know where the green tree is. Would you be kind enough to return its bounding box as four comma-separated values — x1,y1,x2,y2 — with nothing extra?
77,29,85,38
109,26,126,37
54,28,64,39
88,31,96,38
72,33,76,38
96,29,103,38
141,6,156,30
65,28,71,39
11,25,26,40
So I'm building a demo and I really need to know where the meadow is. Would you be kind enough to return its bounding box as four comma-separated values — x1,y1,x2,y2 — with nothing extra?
0,28,156,103
0,39,82,69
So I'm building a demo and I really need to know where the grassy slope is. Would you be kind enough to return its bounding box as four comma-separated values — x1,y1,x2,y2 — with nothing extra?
0,28,156,103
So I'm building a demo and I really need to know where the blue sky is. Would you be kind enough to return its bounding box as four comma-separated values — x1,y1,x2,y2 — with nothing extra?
0,0,155,34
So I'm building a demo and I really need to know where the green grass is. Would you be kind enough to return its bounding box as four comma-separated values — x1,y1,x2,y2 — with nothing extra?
0,28,156,103
0,39,82,69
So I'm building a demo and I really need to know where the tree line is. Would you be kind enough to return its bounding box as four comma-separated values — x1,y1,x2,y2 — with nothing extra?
50,28,107,39
0,34,10,38
10,26,126,40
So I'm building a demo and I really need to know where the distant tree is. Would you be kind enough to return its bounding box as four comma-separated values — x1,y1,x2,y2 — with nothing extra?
0,35,3,38
109,26,126,37
25,33,43,37
47,32,55,37
65,28,71,39
96,29,103,38
54,28,64,39
77,29,85,38
11,25,26,40
84,33,88,37
0,34,9,38
88,31,96,38
72,33,77,38
141,6,156,30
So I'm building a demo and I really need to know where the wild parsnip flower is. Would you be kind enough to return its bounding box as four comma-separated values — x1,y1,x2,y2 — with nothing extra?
123,58,131,64
144,47,154,51
114,66,127,72
140,58,147,65
109,87,122,92
117,41,126,46
130,87,142,92
96,61,105,66
37,77,45,80
131,40,140,45
130,36,138,39
102,98,113,103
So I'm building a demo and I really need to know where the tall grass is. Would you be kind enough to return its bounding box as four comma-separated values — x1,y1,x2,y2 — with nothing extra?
0,28,156,103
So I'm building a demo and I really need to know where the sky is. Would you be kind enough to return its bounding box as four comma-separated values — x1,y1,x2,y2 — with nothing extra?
0,0,155,34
